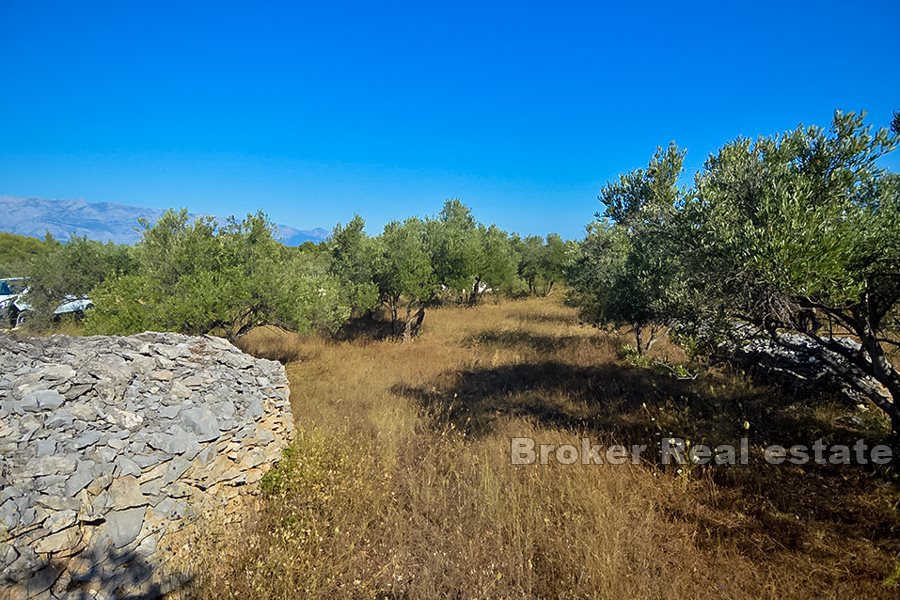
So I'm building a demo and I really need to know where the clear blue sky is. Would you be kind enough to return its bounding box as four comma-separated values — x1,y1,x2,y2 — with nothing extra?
1,0,898,239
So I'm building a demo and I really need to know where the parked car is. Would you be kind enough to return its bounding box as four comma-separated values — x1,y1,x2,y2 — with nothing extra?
0,278,93,328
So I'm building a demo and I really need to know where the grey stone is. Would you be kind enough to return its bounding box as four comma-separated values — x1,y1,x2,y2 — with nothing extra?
32,455,77,477
107,437,128,450
44,509,77,533
0,498,20,529
140,474,166,496
38,364,76,381
19,391,41,412
151,369,174,381
35,495,80,512
34,439,57,457
105,407,143,429
64,462,95,497
33,525,81,554
87,490,110,519
104,507,146,548
26,564,61,595
196,444,217,466
247,397,264,419
108,476,146,509
158,404,182,419
181,406,219,442
71,431,101,450
69,403,99,421
170,381,192,399
114,456,142,478
0,330,293,593
0,541,17,569
44,410,75,428
63,383,93,399
38,389,66,410
160,457,192,487
147,425,196,455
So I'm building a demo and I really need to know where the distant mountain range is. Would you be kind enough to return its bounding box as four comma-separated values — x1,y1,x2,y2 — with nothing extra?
0,196,329,246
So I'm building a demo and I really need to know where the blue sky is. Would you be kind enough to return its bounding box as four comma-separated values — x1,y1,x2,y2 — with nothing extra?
1,0,898,239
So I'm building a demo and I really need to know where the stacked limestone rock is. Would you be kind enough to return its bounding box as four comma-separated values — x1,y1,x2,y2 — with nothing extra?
0,332,293,598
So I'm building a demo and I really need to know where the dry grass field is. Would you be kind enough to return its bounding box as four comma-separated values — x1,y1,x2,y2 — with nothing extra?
192,295,899,599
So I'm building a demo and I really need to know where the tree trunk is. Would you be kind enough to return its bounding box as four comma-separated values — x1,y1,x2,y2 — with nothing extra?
388,300,400,337
411,305,426,337
726,323,900,440
853,316,900,437
469,278,481,306
402,305,413,342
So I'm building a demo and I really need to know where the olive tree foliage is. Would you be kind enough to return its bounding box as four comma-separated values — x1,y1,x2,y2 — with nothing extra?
425,199,481,300
425,200,521,305
569,111,900,434
541,233,569,295
22,236,135,328
86,210,350,339
0,232,60,279
367,200,523,338
674,112,900,434
514,235,544,294
372,217,436,339
514,233,571,296
328,215,379,315
567,144,686,354
470,224,518,303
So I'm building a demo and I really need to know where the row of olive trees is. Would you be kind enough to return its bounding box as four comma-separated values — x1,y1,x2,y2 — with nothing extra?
567,111,900,435
82,211,350,338
19,200,568,341
327,199,570,339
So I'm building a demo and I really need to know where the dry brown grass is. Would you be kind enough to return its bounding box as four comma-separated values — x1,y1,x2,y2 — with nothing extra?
193,295,900,599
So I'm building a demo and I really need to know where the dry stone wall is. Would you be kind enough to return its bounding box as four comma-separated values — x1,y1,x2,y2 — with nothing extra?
0,332,293,598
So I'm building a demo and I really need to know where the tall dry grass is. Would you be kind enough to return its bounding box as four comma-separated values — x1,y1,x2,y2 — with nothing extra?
192,295,899,599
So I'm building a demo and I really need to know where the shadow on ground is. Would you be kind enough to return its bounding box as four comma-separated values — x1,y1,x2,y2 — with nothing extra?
334,313,398,343
469,329,618,353
393,358,900,570
6,543,192,600
390,358,849,449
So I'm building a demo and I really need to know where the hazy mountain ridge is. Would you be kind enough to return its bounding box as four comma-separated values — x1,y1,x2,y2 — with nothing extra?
0,196,329,245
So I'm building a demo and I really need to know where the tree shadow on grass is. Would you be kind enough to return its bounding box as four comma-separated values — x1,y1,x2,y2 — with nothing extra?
333,313,398,343
392,359,900,575
469,329,619,354
509,310,582,326
392,360,719,444
396,358,891,451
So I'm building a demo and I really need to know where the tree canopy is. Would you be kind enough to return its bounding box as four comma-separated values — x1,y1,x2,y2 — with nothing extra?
568,111,900,434
85,210,350,338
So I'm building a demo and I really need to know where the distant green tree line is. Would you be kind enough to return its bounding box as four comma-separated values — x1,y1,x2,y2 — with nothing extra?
9,201,569,341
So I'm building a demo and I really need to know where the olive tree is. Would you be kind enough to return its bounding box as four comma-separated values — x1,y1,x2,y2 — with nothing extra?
469,224,518,304
87,210,350,338
515,233,573,296
425,199,480,301
674,112,900,434
22,236,135,328
372,217,436,339
328,215,379,315
568,144,685,354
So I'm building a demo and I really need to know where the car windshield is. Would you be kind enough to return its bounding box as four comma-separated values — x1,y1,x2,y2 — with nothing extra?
0,280,25,295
